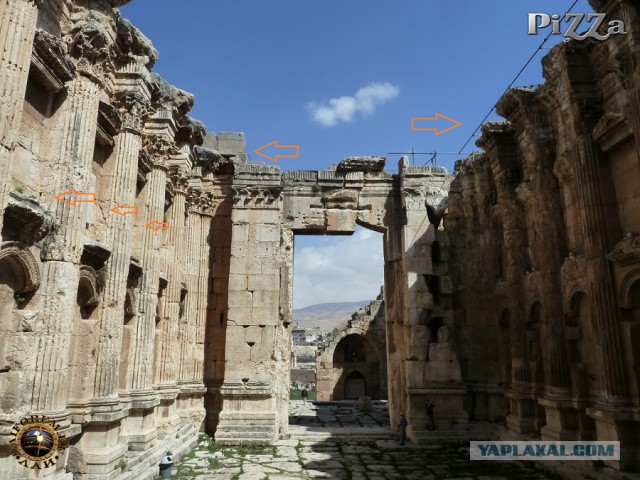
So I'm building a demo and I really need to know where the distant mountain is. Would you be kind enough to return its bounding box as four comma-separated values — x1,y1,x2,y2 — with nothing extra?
292,301,370,331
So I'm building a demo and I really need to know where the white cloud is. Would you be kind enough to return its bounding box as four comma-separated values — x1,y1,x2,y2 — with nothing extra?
308,82,400,127
293,226,384,309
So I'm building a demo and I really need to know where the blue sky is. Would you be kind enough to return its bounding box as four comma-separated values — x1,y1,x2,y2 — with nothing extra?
121,0,592,308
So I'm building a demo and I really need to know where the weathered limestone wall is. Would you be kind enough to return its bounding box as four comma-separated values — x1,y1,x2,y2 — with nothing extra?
214,157,463,444
316,290,388,401
0,1,240,478
447,0,640,470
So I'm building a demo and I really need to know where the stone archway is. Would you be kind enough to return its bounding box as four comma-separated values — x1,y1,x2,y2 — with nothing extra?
0,242,41,413
214,157,464,445
333,334,379,400
316,294,387,401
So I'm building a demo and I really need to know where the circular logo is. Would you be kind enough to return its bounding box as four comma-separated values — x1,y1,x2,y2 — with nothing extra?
11,416,67,470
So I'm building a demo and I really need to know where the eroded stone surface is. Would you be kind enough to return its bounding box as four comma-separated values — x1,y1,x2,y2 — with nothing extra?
1,0,640,478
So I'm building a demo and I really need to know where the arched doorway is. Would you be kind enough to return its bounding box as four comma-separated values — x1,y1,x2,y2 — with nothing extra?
344,371,366,399
331,333,381,400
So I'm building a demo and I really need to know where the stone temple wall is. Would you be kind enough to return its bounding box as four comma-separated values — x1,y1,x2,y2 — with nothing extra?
3,0,640,478
446,0,640,470
0,1,463,477
0,1,236,478
213,157,461,445
316,289,388,401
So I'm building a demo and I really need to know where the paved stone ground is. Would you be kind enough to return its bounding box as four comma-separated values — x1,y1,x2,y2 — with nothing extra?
164,401,562,480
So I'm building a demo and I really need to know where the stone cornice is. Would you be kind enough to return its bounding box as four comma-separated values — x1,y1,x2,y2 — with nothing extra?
96,101,122,146
114,15,158,69
496,87,540,123
149,73,194,120
137,148,153,184
608,234,640,266
476,121,514,149
31,29,76,93
592,112,633,152
231,185,282,209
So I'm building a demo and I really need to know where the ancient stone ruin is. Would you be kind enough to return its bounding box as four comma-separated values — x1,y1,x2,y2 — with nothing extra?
316,289,388,401
0,0,639,478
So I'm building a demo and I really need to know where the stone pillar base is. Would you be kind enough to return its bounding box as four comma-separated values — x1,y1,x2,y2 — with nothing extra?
539,397,595,441
203,383,223,435
407,385,468,435
505,388,545,434
177,383,207,431
69,428,126,478
587,406,640,471
214,383,278,445
215,411,278,445
155,386,181,440
120,391,159,451
467,384,507,421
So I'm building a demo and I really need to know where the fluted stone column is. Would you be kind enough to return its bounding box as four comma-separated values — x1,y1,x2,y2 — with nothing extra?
573,138,628,400
154,178,187,437
196,198,215,383
0,0,41,231
93,78,150,404
176,192,213,429
174,190,208,430
178,200,200,386
484,133,540,434
115,157,166,450
514,134,573,439
34,76,100,413
159,183,187,386
130,162,167,395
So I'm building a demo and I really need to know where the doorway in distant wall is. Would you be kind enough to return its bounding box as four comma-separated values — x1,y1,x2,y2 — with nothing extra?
288,225,389,430
344,371,366,399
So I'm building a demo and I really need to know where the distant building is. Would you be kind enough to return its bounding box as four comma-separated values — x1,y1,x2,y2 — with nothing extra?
316,288,388,401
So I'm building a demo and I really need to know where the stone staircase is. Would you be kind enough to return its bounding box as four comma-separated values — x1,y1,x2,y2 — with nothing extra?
412,421,499,445
288,425,396,440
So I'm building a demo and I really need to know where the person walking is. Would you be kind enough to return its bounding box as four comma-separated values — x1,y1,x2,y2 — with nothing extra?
398,413,408,445
301,388,308,405
426,400,436,431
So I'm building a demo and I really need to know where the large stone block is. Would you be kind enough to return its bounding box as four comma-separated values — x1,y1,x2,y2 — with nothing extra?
326,209,357,233
247,274,279,292
218,132,246,156
227,290,253,308
252,290,279,309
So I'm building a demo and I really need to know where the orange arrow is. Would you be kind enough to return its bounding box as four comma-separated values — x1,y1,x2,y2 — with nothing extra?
254,140,300,163
411,113,462,135
111,205,139,216
146,220,170,232
54,189,96,206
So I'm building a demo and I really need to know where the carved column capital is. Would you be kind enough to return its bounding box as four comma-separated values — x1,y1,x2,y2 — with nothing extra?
143,135,179,166
170,171,190,195
113,91,153,134
186,187,203,213
64,12,117,89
